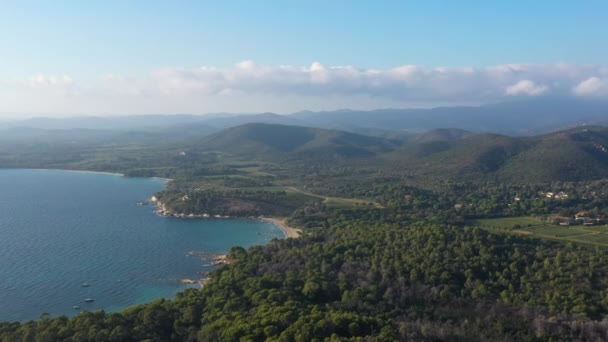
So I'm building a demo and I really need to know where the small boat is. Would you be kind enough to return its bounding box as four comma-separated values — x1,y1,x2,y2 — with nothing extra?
84,298,94,303
81,283,91,287
72,305,80,310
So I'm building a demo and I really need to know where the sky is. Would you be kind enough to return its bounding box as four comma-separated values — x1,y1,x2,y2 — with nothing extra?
1,0,607,117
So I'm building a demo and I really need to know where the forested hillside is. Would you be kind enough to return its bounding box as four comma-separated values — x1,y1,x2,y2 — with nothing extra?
4,217,608,341
385,126,608,183
197,123,400,159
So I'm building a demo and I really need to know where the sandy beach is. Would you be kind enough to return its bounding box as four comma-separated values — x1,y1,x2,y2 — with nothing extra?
151,176,173,182
260,217,302,238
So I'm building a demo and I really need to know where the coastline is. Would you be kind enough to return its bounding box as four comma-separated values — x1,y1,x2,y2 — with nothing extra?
25,171,296,238
29,168,125,177
0,168,297,321
152,198,301,239
151,176,173,182
27,168,173,181
259,217,302,238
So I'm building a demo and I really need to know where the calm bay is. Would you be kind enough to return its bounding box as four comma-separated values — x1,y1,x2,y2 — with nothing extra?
0,169,283,322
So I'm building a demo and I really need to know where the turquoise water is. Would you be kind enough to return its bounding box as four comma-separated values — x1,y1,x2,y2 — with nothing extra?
0,169,283,322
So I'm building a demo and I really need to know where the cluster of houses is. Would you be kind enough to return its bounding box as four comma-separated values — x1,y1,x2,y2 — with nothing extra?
553,211,607,226
540,191,569,200
514,191,570,202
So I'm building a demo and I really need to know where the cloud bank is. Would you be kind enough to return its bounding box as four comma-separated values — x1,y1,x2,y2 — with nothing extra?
146,62,608,99
3,62,608,115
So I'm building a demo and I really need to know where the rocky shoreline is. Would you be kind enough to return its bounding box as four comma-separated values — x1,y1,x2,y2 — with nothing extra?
180,252,234,287
151,196,231,219
150,196,301,238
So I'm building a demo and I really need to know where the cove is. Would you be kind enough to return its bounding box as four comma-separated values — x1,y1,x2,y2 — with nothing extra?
0,169,283,322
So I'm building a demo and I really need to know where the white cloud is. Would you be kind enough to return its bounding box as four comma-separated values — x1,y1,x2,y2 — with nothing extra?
310,62,330,83
26,74,73,88
573,77,606,96
505,80,548,96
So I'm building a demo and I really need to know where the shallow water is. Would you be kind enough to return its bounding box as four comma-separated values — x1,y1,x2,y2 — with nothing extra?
0,169,283,322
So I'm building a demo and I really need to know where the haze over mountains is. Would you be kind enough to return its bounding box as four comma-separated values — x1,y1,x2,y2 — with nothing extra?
6,120,608,185
2,97,608,137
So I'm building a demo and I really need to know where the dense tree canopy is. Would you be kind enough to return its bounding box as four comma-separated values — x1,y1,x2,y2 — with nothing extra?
4,215,608,341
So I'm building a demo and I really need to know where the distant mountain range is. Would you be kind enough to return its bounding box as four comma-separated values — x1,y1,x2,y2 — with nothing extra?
290,97,608,136
2,97,608,137
3,96,608,183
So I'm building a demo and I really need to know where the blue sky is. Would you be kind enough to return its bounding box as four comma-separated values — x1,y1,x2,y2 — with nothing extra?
1,1,607,115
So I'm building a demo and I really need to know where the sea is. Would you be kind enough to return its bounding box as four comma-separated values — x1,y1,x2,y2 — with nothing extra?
0,169,283,322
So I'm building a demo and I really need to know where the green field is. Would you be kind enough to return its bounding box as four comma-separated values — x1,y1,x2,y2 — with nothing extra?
284,186,382,209
469,217,608,247
468,217,544,230
322,197,378,209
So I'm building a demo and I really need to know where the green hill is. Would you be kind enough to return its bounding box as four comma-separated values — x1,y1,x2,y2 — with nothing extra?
406,133,529,178
498,127,608,181
192,124,608,182
391,126,608,182
413,128,473,143
196,123,400,159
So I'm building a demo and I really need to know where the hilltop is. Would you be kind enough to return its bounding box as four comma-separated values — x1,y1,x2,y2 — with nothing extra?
195,123,400,159
390,126,608,182
190,123,608,183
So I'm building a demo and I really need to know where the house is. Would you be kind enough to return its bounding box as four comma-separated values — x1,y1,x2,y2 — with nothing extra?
583,218,597,226
572,211,607,225
575,211,589,221
546,192,554,198
454,203,463,209
554,191,569,200
554,216,573,226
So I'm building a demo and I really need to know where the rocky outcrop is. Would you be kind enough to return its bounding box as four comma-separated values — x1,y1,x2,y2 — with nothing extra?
151,196,230,219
